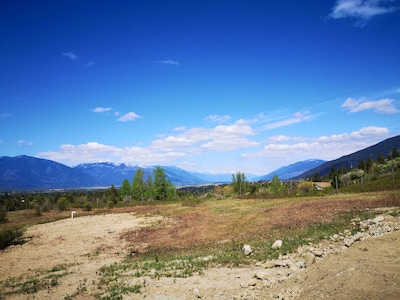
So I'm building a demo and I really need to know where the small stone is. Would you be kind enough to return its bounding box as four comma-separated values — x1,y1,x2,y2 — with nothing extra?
314,250,323,257
351,232,364,242
373,215,385,223
272,240,283,249
304,253,316,267
256,271,269,280
275,260,289,268
344,238,353,247
247,279,258,286
263,261,275,268
242,244,252,256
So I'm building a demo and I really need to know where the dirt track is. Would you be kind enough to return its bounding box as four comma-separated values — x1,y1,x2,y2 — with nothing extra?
0,210,399,299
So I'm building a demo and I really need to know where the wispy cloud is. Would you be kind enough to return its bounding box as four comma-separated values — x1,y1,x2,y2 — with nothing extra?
62,51,79,61
17,139,33,146
91,107,113,113
117,112,142,122
261,111,312,130
204,114,231,123
157,60,180,66
244,126,391,167
341,97,400,114
328,0,399,26
62,51,95,67
85,61,94,67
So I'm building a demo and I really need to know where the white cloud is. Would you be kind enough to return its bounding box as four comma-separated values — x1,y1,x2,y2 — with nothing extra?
204,114,231,123
262,111,312,130
117,112,142,122
246,126,391,164
37,142,188,166
91,107,113,113
328,0,399,26
17,139,33,146
342,97,400,114
157,60,180,66
151,119,258,152
62,52,79,61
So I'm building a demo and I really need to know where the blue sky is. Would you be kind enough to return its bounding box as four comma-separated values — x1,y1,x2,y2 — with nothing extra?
1,0,400,175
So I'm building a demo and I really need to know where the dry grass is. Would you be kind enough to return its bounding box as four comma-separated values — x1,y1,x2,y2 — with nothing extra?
121,191,400,253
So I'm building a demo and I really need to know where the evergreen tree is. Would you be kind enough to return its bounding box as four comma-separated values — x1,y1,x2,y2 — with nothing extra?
377,153,385,164
392,147,400,159
358,160,365,171
120,179,132,200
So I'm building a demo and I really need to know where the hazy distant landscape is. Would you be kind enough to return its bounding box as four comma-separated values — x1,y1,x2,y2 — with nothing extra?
0,135,399,192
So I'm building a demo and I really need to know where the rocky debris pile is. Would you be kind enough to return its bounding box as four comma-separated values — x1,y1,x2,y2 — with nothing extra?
222,212,400,300
139,210,399,299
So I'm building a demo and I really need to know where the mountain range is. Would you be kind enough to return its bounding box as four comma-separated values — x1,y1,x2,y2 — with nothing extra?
0,135,399,192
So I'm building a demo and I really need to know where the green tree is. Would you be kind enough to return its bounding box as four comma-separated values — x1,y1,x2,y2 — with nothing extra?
120,179,132,200
153,167,174,200
312,172,321,182
132,168,146,200
108,185,119,204
392,148,400,159
377,153,385,164
358,160,365,171
268,175,283,195
366,158,373,174
231,172,248,195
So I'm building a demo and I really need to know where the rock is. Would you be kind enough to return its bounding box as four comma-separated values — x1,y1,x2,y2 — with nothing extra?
314,250,323,257
242,244,252,256
263,261,275,269
351,232,364,242
296,260,307,269
303,253,316,267
275,260,290,268
344,238,353,247
256,271,269,280
272,240,283,249
247,278,258,286
193,288,201,297
373,215,385,223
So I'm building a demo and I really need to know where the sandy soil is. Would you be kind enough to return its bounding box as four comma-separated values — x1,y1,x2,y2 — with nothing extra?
1,211,399,299
0,213,164,299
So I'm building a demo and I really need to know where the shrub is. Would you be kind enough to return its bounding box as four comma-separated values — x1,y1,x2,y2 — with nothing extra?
0,227,25,250
35,204,43,217
57,197,68,211
0,207,8,223
83,201,92,211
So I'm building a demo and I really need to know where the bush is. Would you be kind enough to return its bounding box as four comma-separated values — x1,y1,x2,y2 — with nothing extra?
57,197,68,211
35,204,43,217
0,227,25,250
83,201,92,211
0,207,8,223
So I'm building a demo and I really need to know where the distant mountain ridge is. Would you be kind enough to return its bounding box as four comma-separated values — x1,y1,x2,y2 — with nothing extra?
296,135,400,179
253,159,326,181
1,135,399,191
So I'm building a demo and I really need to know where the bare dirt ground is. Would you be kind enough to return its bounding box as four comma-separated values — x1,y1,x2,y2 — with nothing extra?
1,198,400,299
0,213,164,299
